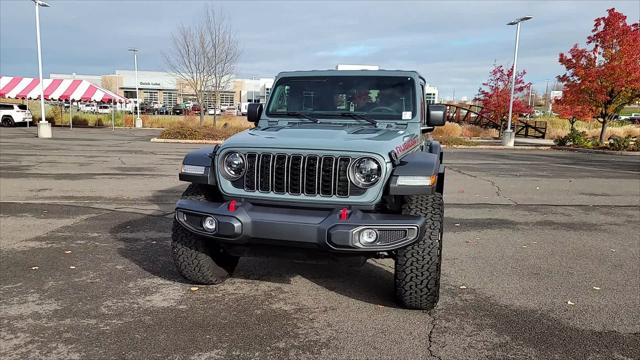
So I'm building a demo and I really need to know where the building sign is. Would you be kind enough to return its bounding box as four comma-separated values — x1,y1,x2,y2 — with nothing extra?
116,70,176,90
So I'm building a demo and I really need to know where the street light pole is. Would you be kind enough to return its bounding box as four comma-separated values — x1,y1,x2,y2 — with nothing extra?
33,0,51,138
526,83,533,120
502,15,533,147
128,48,142,128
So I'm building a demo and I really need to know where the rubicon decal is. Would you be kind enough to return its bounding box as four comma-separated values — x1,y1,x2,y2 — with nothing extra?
395,135,421,157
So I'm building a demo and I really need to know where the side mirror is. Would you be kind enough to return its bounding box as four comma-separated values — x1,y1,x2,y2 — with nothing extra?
247,103,263,124
426,104,446,127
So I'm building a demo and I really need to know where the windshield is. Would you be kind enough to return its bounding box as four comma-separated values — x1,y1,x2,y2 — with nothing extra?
266,76,416,121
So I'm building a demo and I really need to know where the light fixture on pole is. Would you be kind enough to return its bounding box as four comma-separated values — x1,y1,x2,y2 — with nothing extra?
128,48,142,128
502,15,533,147
33,0,52,138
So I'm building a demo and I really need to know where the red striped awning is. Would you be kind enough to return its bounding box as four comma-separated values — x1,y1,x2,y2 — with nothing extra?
0,76,127,103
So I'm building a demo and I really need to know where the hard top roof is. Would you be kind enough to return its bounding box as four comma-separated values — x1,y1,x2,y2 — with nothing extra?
276,69,426,83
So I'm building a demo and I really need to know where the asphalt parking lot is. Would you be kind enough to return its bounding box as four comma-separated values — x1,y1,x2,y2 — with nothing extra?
1,127,639,360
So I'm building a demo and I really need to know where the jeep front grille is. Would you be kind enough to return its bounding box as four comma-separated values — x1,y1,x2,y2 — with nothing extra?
241,153,359,197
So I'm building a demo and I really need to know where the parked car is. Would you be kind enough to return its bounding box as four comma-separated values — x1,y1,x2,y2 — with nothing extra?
80,103,97,113
172,104,184,115
155,105,170,115
207,107,221,115
138,102,156,114
97,104,111,114
191,104,202,114
0,103,33,126
628,113,640,124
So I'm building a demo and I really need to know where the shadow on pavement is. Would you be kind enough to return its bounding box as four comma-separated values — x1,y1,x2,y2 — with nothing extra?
111,184,398,307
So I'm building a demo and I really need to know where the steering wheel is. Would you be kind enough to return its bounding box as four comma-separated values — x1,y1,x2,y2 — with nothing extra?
368,106,395,113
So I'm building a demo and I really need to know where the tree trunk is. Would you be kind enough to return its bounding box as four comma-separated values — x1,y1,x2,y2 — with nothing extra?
198,92,205,126
598,118,608,144
212,90,219,128
570,118,577,131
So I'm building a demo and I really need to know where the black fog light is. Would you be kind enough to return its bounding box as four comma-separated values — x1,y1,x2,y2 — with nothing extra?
202,216,217,232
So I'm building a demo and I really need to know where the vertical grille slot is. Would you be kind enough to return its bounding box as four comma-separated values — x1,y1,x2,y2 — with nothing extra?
258,154,272,192
320,156,335,196
288,155,303,194
244,153,258,191
336,157,351,197
273,154,287,193
304,155,319,195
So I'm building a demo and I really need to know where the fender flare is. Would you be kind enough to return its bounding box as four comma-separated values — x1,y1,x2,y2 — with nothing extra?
178,146,218,185
387,147,443,195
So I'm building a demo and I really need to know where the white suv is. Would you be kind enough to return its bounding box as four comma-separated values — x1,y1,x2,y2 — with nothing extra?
0,103,33,127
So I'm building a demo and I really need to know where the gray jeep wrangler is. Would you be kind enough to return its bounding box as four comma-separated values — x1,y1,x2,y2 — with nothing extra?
173,69,446,309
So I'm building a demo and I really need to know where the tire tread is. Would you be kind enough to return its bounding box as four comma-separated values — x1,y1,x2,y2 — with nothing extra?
171,184,238,284
395,193,444,310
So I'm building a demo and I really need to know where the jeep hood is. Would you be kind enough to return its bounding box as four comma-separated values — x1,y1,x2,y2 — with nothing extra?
221,125,420,159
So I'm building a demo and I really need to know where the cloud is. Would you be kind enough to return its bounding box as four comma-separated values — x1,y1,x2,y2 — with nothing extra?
1,0,638,98
316,44,380,57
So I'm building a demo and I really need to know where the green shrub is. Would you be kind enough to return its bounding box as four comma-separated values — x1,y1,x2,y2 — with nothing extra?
555,129,592,147
158,123,246,141
74,118,89,126
608,136,632,151
70,115,90,126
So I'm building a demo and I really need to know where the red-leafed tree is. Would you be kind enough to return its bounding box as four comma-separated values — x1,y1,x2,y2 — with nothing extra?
558,8,640,143
554,90,595,131
474,65,532,126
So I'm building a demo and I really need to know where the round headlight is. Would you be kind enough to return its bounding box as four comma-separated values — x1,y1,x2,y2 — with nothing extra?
349,157,382,188
222,152,245,179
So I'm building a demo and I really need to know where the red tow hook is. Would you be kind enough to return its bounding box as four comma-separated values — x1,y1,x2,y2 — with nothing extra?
228,200,238,212
339,207,349,221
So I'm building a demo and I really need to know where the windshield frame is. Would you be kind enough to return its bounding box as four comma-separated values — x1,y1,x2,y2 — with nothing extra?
265,75,418,122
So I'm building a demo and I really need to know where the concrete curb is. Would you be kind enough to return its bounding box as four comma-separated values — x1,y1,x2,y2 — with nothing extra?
552,146,640,156
444,145,552,150
151,138,224,144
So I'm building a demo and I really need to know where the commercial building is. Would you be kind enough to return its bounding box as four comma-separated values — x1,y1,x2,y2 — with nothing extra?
424,84,438,104
50,70,438,108
234,78,274,105
51,71,274,110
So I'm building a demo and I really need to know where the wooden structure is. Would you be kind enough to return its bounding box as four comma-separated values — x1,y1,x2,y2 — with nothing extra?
444,103,547,139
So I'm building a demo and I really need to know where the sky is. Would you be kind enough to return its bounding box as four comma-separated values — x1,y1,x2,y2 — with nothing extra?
1,0,639,99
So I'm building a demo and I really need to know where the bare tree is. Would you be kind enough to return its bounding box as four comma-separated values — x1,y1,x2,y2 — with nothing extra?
165,7,239,126
204,9,240,126
165,23,211,125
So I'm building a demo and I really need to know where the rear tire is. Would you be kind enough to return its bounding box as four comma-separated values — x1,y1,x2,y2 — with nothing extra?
394,193,444,310
1,116,14,127
171,184,238,284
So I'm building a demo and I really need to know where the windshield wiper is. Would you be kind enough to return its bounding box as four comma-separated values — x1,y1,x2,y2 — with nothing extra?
338,112,377,125
270,111,319,123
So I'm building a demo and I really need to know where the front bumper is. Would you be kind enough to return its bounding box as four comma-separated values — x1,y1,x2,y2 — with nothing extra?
175,199,425,253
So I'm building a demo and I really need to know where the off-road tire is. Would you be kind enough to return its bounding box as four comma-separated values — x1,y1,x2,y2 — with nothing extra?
171,184,238,284
394,193,444,310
